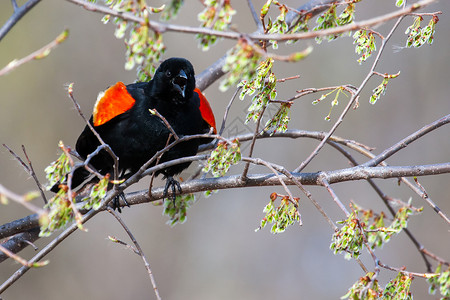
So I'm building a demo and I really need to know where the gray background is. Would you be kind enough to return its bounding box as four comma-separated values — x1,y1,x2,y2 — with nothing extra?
1,1,449,299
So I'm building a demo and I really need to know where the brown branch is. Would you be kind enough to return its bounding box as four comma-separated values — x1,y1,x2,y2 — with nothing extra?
0,243,47,268
0,0,41,41
0,29,68,76
2,144,47,204
362,114,450,168
320,178,350,216
0,228,40,263
65,0,435,42
120,162,450,209
107,208,161,300
293,10,407,173
0,185,45,216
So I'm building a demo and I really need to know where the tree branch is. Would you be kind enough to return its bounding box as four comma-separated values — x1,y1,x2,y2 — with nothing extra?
362,114,450,167
0,0,41,42
0,30,68,77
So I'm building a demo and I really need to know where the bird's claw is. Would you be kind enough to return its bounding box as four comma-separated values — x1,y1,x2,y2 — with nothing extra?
163,176,182,205
112,191,129,213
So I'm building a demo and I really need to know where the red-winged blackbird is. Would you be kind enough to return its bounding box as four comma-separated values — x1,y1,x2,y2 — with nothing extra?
63,58,216,206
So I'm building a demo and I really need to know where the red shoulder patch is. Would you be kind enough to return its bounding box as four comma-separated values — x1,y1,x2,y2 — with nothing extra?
195,88,216,134
93,82,136,127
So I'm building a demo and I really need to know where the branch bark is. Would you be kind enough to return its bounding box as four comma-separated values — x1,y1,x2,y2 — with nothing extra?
0,0,41,41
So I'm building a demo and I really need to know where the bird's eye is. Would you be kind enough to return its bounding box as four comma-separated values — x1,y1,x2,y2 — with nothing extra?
165,70,172,77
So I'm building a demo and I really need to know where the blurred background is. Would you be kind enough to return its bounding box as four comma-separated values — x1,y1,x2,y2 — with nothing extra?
1,0,449,299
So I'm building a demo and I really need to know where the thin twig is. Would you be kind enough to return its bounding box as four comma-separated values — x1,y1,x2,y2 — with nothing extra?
148,134,173,199
21,146,47,204
0,29,68,76
219,86,241,136
0,0,41,41
0,244,48,268
413,178,449,225
294,12,407,173
378,261,439,278
67,83,120,184
65,0,436,42
241,106,266,180
246,0,262,30
0,208,99,293
0,185,45,216
2,144,47,204
107,208,162,300
11,0,19,11
242,157,297,206
242,157,335,229
320,178,350,216
107,235,139,255
149,109,179,140
362,114,450,168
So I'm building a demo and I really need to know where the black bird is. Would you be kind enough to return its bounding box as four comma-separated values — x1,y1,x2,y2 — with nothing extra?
61,58,216,207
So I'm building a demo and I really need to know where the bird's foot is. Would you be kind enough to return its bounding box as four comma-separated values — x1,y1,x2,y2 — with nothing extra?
163,176,182,205
111,191,130,213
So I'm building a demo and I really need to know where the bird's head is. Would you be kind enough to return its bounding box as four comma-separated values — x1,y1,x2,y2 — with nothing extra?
152,57,196,105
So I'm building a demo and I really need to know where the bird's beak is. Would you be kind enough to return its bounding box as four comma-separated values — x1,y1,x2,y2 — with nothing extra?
172,69,188,98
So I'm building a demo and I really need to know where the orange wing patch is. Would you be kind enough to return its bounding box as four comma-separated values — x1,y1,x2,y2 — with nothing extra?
93,82,136,127
195,88,216,134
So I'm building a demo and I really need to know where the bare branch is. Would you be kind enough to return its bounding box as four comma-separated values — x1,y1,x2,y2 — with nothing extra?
0,0,41,41
65,0,436,43
294,11,407,172
21,146,48,204
2,144,47,204
107,208,161,300
362,114,450,167
0,228,40,264
320,179,350,216
0,185,45,216
0,243,48,268
0,30,68,77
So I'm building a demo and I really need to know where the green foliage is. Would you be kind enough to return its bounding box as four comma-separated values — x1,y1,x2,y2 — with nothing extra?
263,103,291,134
395,0,405,7
256,192,301,234
331,202,419,260
81,175,110,210
261,0,289,49
359,201,419,250
370,72,400,105
0,193,7,205
203,139,241,177
160,0,184,20
312,87,348,121
313,2,355,44
44,141,72,190
342,272,417,300
427,264,450,299
220,39,263,92
42,141,115,235
405,15,439,48
331,211,364,259
337,3,357,26
197,0,236,50
314,4,338,43
239,58,277,123
383,273,413,300
89,0,166,81
127,30,165,82
341,272,382,300
353,29,376,64
39,187,77,236
162,193,195,226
